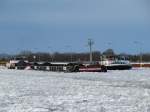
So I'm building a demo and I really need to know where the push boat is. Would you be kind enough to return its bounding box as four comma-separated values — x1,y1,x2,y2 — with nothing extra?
100,57,132,70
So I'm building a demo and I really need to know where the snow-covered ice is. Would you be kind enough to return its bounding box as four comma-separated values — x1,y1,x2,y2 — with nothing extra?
0,69,150,112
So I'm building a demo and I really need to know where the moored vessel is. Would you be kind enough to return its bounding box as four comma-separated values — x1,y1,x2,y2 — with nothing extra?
100,56,132,70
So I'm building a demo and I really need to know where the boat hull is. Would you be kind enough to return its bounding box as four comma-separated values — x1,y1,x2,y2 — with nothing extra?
79,65,107,72
79,67,102,72
106,64,132,70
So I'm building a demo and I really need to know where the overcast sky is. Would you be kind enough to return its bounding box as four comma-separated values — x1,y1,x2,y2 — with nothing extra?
0,0,150,54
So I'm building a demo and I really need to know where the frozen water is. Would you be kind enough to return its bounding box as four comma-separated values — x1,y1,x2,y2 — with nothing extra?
0,69,150,112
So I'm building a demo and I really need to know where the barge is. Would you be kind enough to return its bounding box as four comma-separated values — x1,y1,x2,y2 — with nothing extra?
7,60,107,72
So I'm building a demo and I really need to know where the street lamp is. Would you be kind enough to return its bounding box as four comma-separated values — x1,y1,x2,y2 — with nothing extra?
65,45,73,62
134,41,143,67
48,46,54,62
33,56,36,63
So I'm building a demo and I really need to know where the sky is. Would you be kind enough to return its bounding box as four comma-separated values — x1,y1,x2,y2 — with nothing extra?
0,0,150,54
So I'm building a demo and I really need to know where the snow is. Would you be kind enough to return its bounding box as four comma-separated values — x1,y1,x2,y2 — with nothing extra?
0,69,150,112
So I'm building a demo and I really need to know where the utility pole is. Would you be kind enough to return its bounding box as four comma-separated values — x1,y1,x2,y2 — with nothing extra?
88,39,94,63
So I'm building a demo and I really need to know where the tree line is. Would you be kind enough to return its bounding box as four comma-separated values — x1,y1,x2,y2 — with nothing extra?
1,49,150,62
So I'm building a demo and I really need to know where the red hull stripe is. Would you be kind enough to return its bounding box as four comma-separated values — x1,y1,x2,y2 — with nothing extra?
79,68,102,72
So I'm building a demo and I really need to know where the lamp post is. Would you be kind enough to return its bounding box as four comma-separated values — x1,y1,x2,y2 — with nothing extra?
65,45,73,62
48,46,53,62
33,48,38,62
33,55,36,64
134,41,143,68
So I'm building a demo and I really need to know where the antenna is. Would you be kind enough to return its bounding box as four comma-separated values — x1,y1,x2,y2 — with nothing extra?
88,39,94,63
